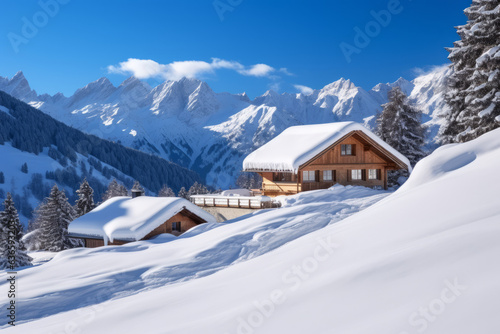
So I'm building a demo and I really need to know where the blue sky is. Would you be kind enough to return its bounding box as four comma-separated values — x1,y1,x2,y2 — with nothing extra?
0,0,471,98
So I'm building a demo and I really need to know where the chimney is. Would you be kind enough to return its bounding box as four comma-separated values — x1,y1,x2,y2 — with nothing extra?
131,189,144,198
131,181,145,198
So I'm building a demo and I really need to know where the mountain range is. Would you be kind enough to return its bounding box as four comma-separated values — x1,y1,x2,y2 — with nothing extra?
0,91,201,224
0,66,451,189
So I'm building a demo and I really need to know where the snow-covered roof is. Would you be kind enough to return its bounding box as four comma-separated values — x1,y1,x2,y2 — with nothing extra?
68,196,216,243
243,121,411,173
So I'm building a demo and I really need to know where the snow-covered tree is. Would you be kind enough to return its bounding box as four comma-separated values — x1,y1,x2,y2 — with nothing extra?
158,185,175,197
35,185,77,251
75,179,95,218
440,0,500,143
377,86,425,166
377,87,425,186
187,182,209,197
0,193,32,269
178,187,188,199
102,179,128,201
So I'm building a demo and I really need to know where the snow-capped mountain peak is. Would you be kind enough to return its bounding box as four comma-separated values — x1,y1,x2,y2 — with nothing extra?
0,66,451,188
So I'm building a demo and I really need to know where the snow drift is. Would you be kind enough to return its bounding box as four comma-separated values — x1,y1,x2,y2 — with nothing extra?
3,128,500,333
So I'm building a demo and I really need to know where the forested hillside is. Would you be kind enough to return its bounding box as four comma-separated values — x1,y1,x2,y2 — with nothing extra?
0,91,201,223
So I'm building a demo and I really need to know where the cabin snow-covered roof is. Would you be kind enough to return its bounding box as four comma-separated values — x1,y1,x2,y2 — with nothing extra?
68,196,216,243
242,122,411,173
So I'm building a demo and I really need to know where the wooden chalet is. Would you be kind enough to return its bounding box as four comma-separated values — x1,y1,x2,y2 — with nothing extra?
68,195,216,248
242,122,411,196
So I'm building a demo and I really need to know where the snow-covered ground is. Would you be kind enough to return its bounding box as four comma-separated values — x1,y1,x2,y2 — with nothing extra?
1,185,389,330
3,128,500,333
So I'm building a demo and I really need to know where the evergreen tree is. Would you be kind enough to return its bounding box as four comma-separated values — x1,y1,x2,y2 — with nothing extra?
158,185,175,197
75,179,95,218
178,187,188,199
440,0,500,143
35,185,76,251
102,179,128,201
21,162,28,174
0,171,4,184
377,87,425,186
0,193,32,269
117,183,129,197
188,182,209,197
377,86,426,166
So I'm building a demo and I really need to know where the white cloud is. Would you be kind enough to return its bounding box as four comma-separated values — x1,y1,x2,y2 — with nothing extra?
294,84,314,95
279,68,293,76
107,58,281,80
239,64,275,77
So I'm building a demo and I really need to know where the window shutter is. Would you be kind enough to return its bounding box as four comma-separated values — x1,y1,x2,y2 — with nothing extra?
347,169,351,181
377,169,382,180
362,169,367,181
333,170,336,182
352,144,356,156
315,170,320,182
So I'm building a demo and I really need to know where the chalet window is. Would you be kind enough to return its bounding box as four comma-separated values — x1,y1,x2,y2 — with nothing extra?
323,170,333,181
172,222,181,232
341,144,355,156
303,170,316,182
368,169,381,180
351,169,363,180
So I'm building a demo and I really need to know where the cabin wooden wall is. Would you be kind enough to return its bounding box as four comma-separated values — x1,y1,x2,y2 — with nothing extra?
84,238,128,248
82,211,203,248
259,135,393,196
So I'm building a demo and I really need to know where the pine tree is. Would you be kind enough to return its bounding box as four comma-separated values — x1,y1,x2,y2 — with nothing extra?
0,171,4,184
21,162,28,174
0,193,32,269
187,182,200,197
178,187,188,199
440,0,500,143
377,87,426,166
102,179,128,201
377,87,425,186
75,179,95,218
158,185,175,197
36,185,76,251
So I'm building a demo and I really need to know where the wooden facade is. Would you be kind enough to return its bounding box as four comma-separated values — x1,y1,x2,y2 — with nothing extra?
256,130,407,196
80,209,206,248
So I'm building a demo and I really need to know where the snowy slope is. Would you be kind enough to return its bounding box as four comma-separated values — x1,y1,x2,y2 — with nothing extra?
0,92,202,226
0,67,451,188
0,142,132,225
3,128,500,333
1,185,389,328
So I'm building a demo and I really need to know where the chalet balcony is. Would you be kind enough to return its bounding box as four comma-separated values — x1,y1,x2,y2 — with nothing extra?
262,182,300,194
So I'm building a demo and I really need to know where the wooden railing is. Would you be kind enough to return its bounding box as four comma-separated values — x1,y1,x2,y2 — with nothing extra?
190,195,274,209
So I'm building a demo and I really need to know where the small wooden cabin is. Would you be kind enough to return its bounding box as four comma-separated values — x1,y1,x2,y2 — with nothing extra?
243,122,411,196
68,196,216,248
